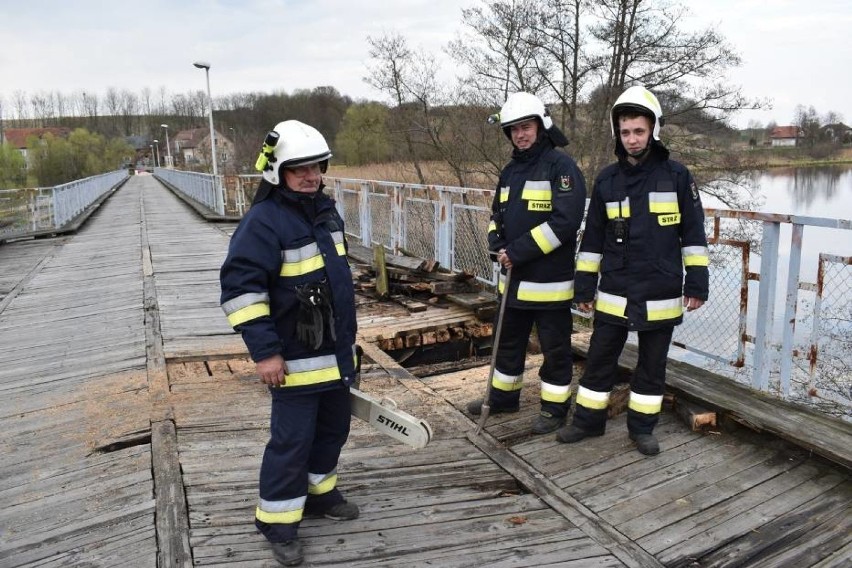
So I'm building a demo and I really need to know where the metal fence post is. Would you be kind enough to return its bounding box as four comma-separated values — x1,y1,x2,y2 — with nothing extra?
753,220,780,390
779,223,804,395
392,184,403,254
437,188,453,268
359,181,372,247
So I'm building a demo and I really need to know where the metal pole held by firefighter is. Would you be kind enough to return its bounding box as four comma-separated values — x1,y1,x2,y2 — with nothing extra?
475,263,512,435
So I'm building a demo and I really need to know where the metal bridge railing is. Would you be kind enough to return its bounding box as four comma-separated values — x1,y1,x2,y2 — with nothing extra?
200,173,851,417
0,170,128,240
154,168,225,215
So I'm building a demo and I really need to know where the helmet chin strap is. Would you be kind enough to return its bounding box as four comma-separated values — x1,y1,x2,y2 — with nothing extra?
627,142,651,161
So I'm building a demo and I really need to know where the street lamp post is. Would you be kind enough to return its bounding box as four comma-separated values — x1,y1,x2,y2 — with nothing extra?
149,144,155,169
153,139,160,168
193,61,224,214
160,124,173,168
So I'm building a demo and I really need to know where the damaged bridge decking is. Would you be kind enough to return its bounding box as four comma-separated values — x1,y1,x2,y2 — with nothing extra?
0,175,849,567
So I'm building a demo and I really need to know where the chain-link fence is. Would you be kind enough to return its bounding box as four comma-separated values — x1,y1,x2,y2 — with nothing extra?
804,255,852,417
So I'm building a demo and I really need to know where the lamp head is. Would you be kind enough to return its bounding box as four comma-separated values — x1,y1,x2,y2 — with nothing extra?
193,61,211,70
160,124,168,129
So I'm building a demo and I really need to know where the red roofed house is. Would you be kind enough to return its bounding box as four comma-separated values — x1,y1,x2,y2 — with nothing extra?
0,127,72,167
769,125,801,147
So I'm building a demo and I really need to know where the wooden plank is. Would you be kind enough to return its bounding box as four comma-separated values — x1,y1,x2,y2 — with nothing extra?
152,420,193,568
373,243,389,298
655,470,847,565
390,294,428,312
674,398,718,431
698,489,851,568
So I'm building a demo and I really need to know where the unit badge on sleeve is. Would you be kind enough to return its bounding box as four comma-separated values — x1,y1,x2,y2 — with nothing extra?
559,175,572,192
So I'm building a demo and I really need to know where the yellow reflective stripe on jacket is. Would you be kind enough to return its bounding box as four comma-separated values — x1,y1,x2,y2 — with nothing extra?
606,198,631,219
647,297,683,321
682,245,709,266
521,181,552,201
628,391,663,415
648,192,679,214
517,280,574,302
576,386,610,410
332,231,346,256
488,220,497,233
281,242,325,277
540,381,572,404
226,302,270,327
596,291,627,318
531,222,562,254
308,470,338,495
576,252,602,273
277,354,341,387
222,292,271,327
492,368,523,392
256,496,306,525
499,186,510,203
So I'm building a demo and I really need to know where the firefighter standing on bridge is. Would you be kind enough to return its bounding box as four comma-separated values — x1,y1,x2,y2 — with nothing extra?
467,92,587,435
220,120,358,566
556,86,710,455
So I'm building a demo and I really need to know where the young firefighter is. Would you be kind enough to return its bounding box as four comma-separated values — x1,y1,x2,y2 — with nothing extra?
556,86,710,455
467,92,587,434
220,121,358,566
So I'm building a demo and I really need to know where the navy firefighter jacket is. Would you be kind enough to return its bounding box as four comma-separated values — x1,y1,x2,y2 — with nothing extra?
219,184,357,392
488,138,587,310
574,147,710,331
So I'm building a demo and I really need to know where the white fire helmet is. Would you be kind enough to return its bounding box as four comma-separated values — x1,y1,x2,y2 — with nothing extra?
610,86,664,141
259,120,332,185
498,92,553,134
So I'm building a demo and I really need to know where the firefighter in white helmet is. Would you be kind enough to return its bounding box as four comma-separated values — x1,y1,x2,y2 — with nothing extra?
467,92,587,435
220,120,358,566
556,86,710,456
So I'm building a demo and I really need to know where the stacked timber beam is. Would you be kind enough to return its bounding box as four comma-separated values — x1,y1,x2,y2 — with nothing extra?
348,243,497,351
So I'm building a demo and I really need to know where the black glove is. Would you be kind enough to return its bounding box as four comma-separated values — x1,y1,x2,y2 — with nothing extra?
295,282,335,350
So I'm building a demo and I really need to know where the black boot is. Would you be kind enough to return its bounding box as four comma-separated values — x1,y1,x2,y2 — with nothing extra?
555,424,605,443
271,539,303,566
531,411,565,434
629,432,660,455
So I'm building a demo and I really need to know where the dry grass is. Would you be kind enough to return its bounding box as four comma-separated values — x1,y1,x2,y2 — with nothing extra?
328,161,496,190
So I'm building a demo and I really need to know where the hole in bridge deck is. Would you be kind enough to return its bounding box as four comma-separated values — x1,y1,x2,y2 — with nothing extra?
92,433,153,453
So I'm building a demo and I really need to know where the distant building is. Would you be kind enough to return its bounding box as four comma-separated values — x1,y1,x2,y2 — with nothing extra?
0,127,72,167
769,126,801,147
173,127,235,171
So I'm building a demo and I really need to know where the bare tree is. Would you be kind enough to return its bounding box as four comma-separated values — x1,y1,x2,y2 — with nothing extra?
365,32,426,184
104,87,122,136
584,0,764,175
141,87,153,117
119,89,139,136
447,0,548,103
794,104,821,148
30,92,54,127
528,0,597,159
12,90,29,123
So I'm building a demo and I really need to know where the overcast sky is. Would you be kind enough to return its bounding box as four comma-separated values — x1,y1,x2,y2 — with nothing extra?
1,0,849,128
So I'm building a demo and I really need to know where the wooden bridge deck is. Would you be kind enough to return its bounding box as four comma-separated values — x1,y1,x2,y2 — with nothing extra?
0,175,849,567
